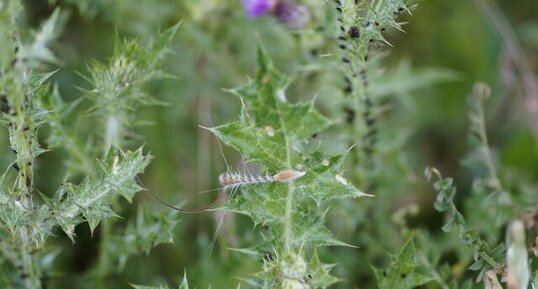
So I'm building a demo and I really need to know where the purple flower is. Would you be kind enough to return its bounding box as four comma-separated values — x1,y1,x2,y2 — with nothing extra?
274,1,310,29
242,0,276,18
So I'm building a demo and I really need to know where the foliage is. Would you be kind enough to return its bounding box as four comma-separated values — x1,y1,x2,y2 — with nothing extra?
373,236,433,289
1,0,538,288
209,46,368,287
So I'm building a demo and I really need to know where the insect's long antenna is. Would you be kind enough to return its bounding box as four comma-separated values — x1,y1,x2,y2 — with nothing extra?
196,187,224,195
208,209,226,256
146,188,226,214
206,113,231,172
136,174,223,213
208,184,239,256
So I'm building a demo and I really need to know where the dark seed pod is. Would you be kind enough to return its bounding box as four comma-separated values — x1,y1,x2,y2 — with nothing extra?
348,26,360,38
344,107,356,124
0,94,9,114
263,252,275,261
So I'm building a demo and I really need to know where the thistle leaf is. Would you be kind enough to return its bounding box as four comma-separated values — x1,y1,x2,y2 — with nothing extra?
209,46,368,287
374,236,434,289
54,148,151,239
115,207,180,270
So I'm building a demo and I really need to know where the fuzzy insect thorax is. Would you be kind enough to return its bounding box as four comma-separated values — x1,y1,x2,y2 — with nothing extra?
273,170,306,182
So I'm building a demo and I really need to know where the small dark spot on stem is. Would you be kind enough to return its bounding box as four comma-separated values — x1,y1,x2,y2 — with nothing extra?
0,94,8,113
344,107,356,124
348,26,360,38
263,252,274,261
367,128,378,139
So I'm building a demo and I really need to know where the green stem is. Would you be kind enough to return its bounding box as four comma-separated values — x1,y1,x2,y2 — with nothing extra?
19,227,41,289
95,218,114,288
476,101,501,191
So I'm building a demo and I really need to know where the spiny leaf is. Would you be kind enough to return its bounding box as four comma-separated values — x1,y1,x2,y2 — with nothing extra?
305,250,339,289
83,23,178,154
179,272,190,289
210,47,368,288
216,46,332,171
374,235,434,289
54,148,151,239
428,168,504,279
115,207,180,270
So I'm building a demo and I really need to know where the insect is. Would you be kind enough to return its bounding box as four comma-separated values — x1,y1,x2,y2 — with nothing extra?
145,122,307,255
147,169,306,213
146,163,306,255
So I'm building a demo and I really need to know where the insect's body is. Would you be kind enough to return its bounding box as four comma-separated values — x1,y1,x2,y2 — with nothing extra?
219,170,305,191
219,173,274,190
149,169,306,213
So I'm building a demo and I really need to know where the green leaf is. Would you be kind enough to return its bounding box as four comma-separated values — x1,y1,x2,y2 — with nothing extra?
115,207,180,270
216,46,332,170
212,47,367,220
209,46,368,287
54,148,151,239
178,272,190,289
305,250,340,288
374,236,434,289
83,24,179,154
429,169,503,276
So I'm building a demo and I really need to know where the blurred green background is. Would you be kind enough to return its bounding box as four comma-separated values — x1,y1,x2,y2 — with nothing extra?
6,0,538,288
